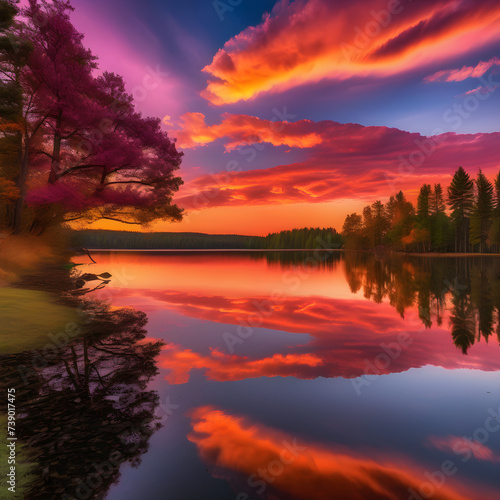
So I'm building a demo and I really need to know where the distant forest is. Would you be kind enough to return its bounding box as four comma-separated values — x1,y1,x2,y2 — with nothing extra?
342,167,500,253
253,227,342,249
75,227,343,250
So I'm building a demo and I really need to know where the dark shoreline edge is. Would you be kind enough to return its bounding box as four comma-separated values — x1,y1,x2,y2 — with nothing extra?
83,248,500,257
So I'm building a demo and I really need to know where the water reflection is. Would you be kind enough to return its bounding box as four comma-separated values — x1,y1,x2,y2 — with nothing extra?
94,253,500,383
68,251,500,500
188,406,473,500
343,254,500,352
83,251,500,357
0,298,163,500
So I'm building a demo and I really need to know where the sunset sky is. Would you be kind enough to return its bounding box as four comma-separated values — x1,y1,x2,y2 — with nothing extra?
72,0,500,235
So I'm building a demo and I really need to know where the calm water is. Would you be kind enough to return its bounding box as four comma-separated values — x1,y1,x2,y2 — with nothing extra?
12,251,500,499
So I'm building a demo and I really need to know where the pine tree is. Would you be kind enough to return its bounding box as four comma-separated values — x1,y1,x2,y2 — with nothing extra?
386,191,414,250
488,171,500,253
429,183,449,251
470,169,494,252
342,213,363,249
362,205,375,247
371,200,389,246
447,167,474,252
416,184,432,251
430,184,446,215
417,184,431,219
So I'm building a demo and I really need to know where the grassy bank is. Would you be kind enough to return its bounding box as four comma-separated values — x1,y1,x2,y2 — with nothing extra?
0,231,80,355
0,288,79,355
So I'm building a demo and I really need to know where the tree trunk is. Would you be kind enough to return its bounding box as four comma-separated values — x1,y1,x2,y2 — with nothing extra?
48,111,63,184
12,134,30,235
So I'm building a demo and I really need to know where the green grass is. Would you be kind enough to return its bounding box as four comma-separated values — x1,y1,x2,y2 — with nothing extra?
0,288,79,355
0,416,37,499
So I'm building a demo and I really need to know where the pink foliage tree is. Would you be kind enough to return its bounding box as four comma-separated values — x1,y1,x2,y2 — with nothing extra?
15,0,183,233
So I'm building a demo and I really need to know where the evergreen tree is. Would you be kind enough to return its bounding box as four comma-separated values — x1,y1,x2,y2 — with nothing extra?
417,184,431,220
342,213,363,249
371,200,389,246
430,184,446,215
386,191,414,250
470,169,494,252
362,205,375,247
429,184,450,251
488,171,500,252
447,167,474,252
416,184,432,252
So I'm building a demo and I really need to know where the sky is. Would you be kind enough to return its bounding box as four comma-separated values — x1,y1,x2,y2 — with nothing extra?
71,0,500,235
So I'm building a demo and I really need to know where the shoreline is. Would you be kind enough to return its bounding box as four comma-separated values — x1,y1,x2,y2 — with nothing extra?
84,248,500,257
84,248,345,253
402,252,500,258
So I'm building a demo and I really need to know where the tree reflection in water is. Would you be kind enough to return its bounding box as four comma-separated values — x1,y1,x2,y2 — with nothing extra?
1,270,164,500
343,253,500,353
253,251,500,354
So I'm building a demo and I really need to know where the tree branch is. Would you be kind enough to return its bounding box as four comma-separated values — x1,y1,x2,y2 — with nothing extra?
104,180,154,187
100,216,141,225
56,164,106,179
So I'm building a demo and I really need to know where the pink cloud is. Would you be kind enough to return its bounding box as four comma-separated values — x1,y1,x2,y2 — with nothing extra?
425,57,500,82
173,116,500,209
427,435,500,462
456,85,500,97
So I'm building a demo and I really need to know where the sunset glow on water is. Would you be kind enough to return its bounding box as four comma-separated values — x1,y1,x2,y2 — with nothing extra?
74,252,500,500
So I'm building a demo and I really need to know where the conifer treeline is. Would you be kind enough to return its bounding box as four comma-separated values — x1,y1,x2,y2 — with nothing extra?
342,167,500,253
75,231,256,250
76,227,342,250
248,227,342,250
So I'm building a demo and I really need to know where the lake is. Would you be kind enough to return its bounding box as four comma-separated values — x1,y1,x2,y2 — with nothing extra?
11,251,500,500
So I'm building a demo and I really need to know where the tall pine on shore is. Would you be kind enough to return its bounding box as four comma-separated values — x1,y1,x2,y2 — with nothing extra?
470,170,494,253
447,166,474,253
488,172,500,252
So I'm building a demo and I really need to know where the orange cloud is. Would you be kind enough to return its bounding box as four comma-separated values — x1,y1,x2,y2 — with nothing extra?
174,112,322,150
425,57,500,82
188,406,473,500
202,0,500,104
174,118,500,209
159,344,322,384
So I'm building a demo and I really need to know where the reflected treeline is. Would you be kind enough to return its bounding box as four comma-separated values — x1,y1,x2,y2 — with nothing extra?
245,250,500,355
343,253,500,354
0,270,164,499
248,249,343,270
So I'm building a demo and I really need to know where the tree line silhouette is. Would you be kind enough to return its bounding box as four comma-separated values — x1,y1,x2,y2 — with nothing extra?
342,167,500,253
248,227,342,250
76,227,343,250
76,230,256,250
